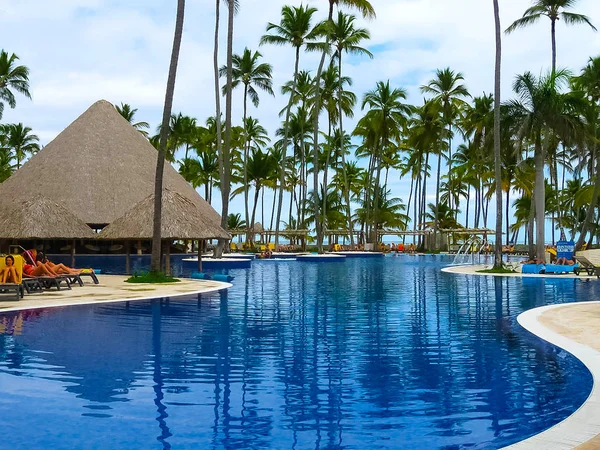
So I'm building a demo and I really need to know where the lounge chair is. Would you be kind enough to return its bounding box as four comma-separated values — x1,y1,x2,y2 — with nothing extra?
522,263,545,274
545,263,579,274
0,283,23,301
0,255,25,300
573,256,600,278
61,269,98,286
23,274,72,291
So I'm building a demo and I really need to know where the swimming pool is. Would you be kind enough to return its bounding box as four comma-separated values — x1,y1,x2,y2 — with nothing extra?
0,255,596,449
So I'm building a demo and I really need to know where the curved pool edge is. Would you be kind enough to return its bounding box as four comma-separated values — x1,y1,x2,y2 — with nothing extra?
502,302,600,449
0,275,232,314
441,264,595,279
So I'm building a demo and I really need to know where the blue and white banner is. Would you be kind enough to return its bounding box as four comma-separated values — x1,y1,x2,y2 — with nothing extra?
556,240,575,259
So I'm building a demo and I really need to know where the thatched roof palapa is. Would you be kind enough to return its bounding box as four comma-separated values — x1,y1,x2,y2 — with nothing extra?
0,100,222,228
98,189,230,240
0,197,95,239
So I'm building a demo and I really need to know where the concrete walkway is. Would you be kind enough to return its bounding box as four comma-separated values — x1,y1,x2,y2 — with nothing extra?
503,302,600,449
0,275,231,313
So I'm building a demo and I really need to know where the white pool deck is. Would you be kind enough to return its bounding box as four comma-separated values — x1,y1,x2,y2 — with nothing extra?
442,263,596,279
504,302,600,449
443,264,600,448
0,275,231,314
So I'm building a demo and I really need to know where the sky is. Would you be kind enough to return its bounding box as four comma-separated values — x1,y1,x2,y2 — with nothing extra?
1,0,600,241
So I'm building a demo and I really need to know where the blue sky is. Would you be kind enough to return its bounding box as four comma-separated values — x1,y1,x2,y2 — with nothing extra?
1,0,600,241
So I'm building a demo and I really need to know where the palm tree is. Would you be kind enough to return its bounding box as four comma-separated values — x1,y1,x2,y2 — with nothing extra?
260,4,323,249
493,0,503,268
360,80,412,245
231,148,277,243
572,57,600,248
216,0,239,258
311,0,376,252
220,48,273,240
421,68,470,235
115,103,150,137
151,0,186,273
505,69,584,259
329,11,372,246
505,0,596,72
3,123,40,169
213,0,224,252
0,50,31,120
406,99,447,244
227,213,247,231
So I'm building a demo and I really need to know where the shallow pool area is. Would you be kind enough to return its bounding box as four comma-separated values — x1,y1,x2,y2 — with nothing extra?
0,255,597,449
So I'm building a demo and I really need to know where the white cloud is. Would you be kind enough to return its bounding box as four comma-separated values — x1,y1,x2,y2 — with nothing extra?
1,0,599,225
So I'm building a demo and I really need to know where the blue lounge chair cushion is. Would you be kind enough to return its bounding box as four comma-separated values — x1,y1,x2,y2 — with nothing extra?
545,264,578,274
522,264,545,274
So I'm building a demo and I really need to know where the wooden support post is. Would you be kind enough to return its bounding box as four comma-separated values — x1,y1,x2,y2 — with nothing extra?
137,240,142,255
165,240,171,275
197,240,203,272
125,241,131,275
71,239,76,268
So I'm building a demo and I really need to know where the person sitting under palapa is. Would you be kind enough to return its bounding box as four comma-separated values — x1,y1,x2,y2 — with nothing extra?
1,255,21,284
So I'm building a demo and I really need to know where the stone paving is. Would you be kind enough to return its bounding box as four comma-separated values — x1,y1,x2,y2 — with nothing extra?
0,275,231,313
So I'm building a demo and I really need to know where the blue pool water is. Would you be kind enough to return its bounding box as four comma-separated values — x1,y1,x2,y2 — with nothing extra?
0,255,596,449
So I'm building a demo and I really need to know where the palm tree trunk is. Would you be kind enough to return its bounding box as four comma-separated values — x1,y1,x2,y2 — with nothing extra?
214,0,225,256
312,3,335,253
551,18,556,74
534,132,545,260
250,184,261,234
577,155,600,249
151,0,185,272
243,84,251,245
321,119,332,237
465,188,470,228
338,55,354,247
493,0,502,268
434,150,442,244
505,189,510,246
274,46,301,249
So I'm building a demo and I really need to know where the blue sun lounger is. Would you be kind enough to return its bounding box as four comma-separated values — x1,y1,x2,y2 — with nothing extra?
522,263,545,274
545,264,578,274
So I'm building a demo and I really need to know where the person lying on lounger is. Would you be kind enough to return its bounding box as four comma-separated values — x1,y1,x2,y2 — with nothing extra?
555,256,576,266
521,258,545,265
36,252,84,275
1,255,20,284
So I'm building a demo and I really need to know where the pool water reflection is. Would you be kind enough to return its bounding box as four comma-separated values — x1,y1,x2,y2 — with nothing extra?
0,255,597,449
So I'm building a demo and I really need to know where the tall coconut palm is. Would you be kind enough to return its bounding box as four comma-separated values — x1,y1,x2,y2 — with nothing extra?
421,68,470,236
493,0,503,268
3,123,39,169
505,0,596,73
329,11,372,246
220,47,273,241
505,69,584,260
0,50,31,120
406,100,447,244
151,0,186,273
218,0,238,257
260,4,323,248
360,81,412,244
115,103,150,137
572,56,600,248
213,0,224,252
311,0,376,252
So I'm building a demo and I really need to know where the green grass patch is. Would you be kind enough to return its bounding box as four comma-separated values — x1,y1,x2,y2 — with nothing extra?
477,266,517,274
125,271,180,284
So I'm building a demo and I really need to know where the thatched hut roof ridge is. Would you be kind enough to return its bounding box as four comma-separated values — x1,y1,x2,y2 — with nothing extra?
98,189,230,240
0,100,222,228
0,197,95,239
